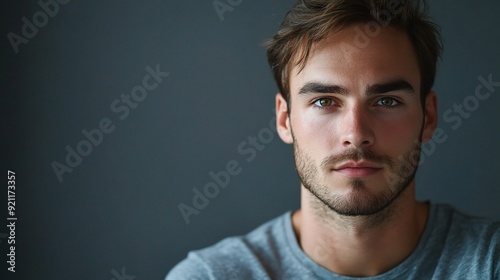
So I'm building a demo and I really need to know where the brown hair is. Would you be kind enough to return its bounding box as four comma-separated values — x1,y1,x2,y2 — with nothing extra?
265,0,442,105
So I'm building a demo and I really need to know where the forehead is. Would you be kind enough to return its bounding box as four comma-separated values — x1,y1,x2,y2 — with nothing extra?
289,24,421,94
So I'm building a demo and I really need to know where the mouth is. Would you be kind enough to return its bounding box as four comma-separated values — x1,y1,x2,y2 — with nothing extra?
332,161,382,178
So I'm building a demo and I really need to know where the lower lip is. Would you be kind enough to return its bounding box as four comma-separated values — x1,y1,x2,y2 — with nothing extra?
334,167,382,178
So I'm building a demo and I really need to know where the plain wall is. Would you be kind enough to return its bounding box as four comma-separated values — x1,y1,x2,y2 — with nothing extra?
1,0,499,279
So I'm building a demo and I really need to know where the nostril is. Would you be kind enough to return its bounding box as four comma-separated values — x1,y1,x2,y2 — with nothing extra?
342,138,373,148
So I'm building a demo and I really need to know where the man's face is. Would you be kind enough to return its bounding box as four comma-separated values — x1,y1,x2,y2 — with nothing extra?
276,25,437,216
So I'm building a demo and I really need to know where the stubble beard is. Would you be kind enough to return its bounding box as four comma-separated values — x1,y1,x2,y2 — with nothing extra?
293,136,422,220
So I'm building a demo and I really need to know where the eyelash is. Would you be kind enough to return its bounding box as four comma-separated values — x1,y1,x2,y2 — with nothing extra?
311,97,402,109
312,97,337,109
376,97,401,108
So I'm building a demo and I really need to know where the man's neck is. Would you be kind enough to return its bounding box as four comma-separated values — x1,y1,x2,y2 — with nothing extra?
292,184,429,277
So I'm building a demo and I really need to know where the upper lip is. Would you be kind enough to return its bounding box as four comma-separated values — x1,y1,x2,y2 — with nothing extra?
333,161,382,170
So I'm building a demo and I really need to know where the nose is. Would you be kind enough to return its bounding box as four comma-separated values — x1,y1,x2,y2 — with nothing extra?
340,104,375,148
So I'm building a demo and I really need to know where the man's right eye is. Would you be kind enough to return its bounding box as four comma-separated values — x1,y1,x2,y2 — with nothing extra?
313,98,336,108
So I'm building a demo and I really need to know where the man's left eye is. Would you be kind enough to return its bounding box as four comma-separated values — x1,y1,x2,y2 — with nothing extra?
376,97,400,107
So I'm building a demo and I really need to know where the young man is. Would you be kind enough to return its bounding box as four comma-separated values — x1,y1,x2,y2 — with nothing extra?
168,0,499,278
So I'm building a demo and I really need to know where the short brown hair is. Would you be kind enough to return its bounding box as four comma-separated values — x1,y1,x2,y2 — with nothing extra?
266,0,442,105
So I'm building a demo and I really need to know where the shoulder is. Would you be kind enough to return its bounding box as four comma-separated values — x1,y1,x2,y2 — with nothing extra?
431,204,500,278
166,212,292,280
437,203,500,243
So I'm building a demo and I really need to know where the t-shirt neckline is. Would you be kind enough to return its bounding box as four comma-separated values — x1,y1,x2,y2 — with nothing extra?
281,203,440,279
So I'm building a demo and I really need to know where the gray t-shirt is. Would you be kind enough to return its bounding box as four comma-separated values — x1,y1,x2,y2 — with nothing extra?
167,204,499,279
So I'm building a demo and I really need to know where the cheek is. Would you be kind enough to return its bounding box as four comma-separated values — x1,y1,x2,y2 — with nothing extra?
292,108,423,154
291,111,340,151
373,113,423,152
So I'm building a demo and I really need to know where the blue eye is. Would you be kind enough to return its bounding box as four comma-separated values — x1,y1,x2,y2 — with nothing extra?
376,97,400,107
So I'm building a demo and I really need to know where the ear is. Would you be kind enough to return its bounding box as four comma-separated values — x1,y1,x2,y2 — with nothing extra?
276,93,293,144
421,91,438,142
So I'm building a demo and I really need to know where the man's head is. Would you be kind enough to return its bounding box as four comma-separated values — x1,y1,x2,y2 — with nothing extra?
267,0,442,217
266,0,442,108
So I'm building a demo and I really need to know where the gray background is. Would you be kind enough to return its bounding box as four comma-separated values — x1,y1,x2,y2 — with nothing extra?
1,0,499,279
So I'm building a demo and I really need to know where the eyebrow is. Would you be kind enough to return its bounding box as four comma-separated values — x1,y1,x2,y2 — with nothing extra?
297,79,414,96
298,82,348,95
366,80,415,95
